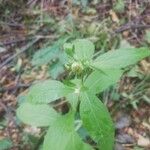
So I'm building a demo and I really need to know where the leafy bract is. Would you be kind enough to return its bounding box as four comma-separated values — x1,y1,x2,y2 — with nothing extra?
43,112,93,150
17,102,57,127
73,39,95,61
27,80,73,103
85,69,123,94
80,92,114,150
92,47,150,70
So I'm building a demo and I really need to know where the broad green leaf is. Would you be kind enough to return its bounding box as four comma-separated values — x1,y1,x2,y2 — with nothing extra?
73,39,95,61
32,38,68,66
85,69,123,94
80,92,114,150
66,93,79,111
48,51,67,79
43,112,93,150
0,138,12,150
32,45,59,66
27,80,73,103
92,47,150,70
17,102,57,127
48,61,64,79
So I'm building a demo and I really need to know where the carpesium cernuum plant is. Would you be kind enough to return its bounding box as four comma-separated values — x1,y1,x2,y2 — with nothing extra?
17,39,150,150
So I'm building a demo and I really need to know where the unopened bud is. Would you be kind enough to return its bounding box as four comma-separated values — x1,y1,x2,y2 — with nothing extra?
71,62,83,73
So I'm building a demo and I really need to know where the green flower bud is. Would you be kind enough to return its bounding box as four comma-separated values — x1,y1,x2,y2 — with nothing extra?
71,62,83,74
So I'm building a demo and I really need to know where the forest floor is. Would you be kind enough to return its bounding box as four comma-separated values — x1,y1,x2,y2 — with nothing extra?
0,0,150,150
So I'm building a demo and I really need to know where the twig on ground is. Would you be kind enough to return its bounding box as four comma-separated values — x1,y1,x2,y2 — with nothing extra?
114,24,150,34
0,83,31,93
0,101,15,124
2,38,27,45
1,35,58,45
0,38,40,70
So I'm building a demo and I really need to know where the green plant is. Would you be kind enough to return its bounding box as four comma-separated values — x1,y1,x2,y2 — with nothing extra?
32,37,69,79
17,39,150,150
114,0,125,13
0,138,13,150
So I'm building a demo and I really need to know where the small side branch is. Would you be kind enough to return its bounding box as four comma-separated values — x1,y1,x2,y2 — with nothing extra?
114,24,150,34
0,38,40,70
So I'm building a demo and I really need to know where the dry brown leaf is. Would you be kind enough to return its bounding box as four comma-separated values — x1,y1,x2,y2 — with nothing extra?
109,10,119,23
140,60,150,73
137,135,150,147
142,122,150,130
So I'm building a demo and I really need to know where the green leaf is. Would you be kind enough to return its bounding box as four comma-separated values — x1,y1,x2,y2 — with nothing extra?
85,69,123,94
32,38,68,79
80,92,114,150
48,51,67,79
73,39,95,61
63,43,74,56
43,112,93,150
32,45,58,66
81,0,89,7
0,138,13,150
48,61,64,79
17,102,57,127
27,80,73,103
32,38,68,66
66,93,79,111
114,0,125,13
92,47,150,70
